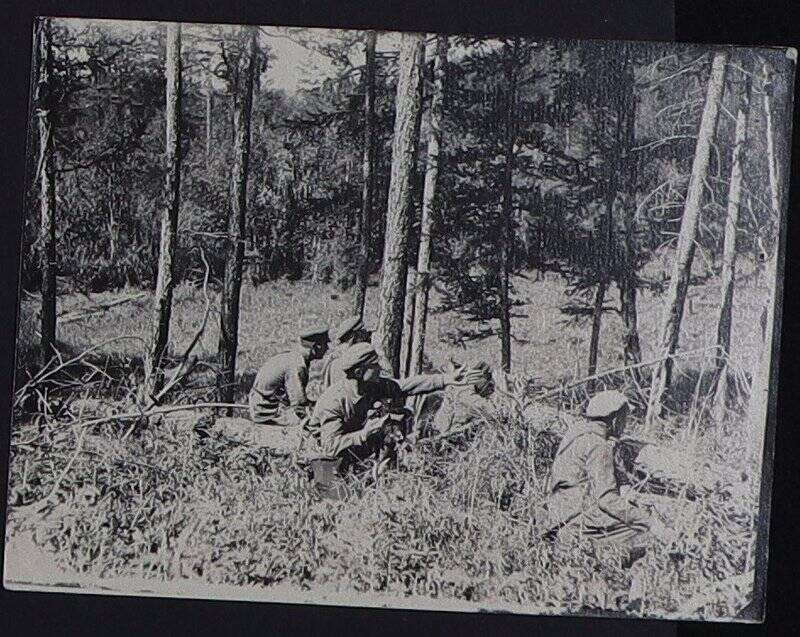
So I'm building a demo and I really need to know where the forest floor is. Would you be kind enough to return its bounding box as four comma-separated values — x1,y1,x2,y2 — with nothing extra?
15,270,768,396
5,272,771,621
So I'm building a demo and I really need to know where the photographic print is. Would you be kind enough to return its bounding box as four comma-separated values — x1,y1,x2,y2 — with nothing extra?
3,17,795,623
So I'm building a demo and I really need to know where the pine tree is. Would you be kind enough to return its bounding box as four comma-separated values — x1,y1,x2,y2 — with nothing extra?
146,23,183,395
646,50,729,424
34,17,57,365
217,26,258,406
409,35,449,375
374,32,425,376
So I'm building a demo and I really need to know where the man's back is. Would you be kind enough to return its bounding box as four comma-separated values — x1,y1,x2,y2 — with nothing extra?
249,350,310,425
252,350,305,398
548,418,648,531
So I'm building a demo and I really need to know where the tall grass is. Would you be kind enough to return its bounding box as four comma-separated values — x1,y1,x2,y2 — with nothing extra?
6,274,766,620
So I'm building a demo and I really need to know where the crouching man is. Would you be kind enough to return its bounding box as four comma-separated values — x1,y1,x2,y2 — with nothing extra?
321,315,372,388
248,326,330,426
418,361,495,437
306,343,485,496
545,390,674,563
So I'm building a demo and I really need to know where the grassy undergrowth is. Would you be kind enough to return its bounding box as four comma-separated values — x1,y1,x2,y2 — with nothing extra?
6,273,768,620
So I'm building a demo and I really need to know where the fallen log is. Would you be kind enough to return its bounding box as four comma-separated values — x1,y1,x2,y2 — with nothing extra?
58,292,147,324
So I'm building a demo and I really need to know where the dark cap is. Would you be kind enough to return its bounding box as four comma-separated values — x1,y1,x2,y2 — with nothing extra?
298,325,330,347
339,343,380,372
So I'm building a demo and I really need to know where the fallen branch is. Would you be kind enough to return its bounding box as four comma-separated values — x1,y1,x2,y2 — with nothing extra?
539,345,722,399
14,336,146,409
58,292,146,324
144,247,213,412
72,402,250,430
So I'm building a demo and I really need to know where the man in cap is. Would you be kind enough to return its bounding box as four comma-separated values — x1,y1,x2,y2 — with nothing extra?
248,325,330,426
545,390,673,557
321,315,371,388
308,343,486,471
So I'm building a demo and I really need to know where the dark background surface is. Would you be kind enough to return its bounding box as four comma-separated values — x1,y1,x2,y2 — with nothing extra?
0,1,797,635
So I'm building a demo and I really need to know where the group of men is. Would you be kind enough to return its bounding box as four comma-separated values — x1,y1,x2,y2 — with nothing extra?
247,315,487,467
245,317,673,556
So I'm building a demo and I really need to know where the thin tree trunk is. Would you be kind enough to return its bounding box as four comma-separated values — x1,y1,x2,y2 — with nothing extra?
217,27,257,406
35,17,57,366
587,279,607,389
617,48,642,372
353,31,377,317
205,74,212,170
588,110,618,392
499,39,520,374
646,50,729,425
619,193,642,370
374,32,425,377
713,58,753,416
400,265,416,377
145,23,183,396
747,58,782,458
410,35,448,376
399,40,429,377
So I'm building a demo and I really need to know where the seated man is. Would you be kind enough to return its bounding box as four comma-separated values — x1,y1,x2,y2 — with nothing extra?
321,315,372,388
545,390,672,555
307,343,485,485
248,325,330,426
418,361,495,437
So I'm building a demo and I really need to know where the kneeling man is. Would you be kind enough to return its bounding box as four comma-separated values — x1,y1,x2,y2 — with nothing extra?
248,326,330,426
308,343,485,473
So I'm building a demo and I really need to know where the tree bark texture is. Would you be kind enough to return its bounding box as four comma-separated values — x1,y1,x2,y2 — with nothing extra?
713,57,753,413
205,74,213,170
35,17,57,366
646,50,729,423
587,279,607,388
499,39,520,374
217,27,257,405
400,265,416,377
746,58,782,458
410,35,448,376
146,23,183,395
616,48,642,371
353,31,377,317
374,32,425,377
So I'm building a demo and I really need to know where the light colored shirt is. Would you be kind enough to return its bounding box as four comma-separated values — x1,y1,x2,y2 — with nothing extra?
248,350,309,424
548,419,649,530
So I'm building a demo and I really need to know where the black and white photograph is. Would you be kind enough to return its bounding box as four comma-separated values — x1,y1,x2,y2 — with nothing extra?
2,16,796,624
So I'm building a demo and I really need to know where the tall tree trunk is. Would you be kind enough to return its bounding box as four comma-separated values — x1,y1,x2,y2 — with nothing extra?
374,32,425,377
35,17,57,366
617,47,642,372
747,58,782,458
588,94,619,389
713,58,754,416
205,74,213,171
353,31,377,317
587,279,607,387
499,38,520,373
399,40,428,377
145,23,183,396
399,265,416,376
217,27,257,406
646,50,729,425
410,35,448,376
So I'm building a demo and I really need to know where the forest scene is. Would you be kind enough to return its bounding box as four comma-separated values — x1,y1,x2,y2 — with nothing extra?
3,17,796,622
